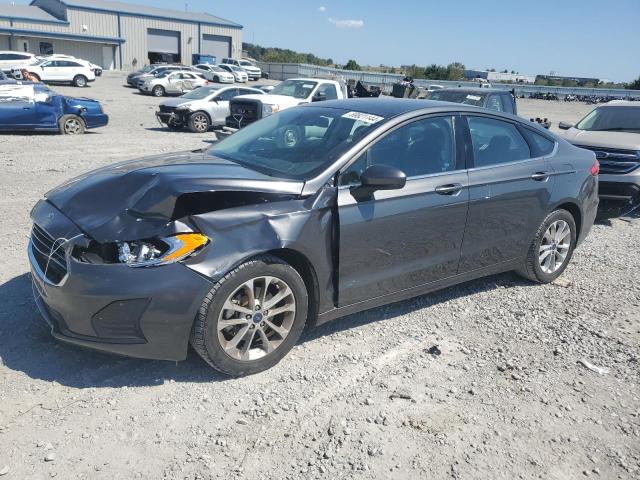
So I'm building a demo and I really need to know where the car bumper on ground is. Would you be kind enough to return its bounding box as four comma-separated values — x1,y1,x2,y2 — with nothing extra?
82,113,109,129
29,200,212,361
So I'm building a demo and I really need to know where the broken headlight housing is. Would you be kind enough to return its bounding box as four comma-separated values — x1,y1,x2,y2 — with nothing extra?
117,233,209,267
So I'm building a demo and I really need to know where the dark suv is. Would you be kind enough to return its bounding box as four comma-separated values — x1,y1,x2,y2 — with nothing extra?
427,88,517,115
29,99,598,376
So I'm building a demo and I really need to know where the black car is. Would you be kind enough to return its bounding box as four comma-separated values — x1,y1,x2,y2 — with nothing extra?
29,99,599,376
427,88,517,115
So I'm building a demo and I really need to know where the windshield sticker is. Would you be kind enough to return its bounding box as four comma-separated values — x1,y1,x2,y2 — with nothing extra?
342,112,385,124
466,95,482,101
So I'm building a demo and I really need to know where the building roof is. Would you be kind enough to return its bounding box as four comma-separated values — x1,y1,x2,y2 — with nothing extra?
0,4,67,23
53,0,242,28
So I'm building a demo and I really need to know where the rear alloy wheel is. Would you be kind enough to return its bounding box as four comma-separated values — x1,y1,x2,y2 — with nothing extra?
516,209,576,283
188,112,211,133
58,115,85,135
190,255,308,376
73,75,87,87
152,85,165,97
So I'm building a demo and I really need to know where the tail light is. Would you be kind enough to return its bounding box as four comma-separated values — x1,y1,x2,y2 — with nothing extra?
590,159,600,176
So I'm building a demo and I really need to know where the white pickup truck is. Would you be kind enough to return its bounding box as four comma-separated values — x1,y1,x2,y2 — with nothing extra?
225,77,348,129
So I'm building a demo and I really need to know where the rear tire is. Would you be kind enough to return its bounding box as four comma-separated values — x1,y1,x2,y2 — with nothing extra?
73,75,87,87
188,111,211,133
58,115,85,135
516,209,576,283
190,255,308,376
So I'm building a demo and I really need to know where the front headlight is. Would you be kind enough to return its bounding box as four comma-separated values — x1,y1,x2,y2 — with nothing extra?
117,233,209,267
262,104,280,117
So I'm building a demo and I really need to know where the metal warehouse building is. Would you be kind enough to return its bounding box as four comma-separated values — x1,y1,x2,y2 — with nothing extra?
0,0,243,70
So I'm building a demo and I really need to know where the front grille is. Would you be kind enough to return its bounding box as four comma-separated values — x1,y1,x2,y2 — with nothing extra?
30,224,68,285
227,100,261,128
576,145,640,175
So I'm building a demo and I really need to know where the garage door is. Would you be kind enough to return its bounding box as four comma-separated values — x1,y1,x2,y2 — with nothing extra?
201,34,231,60
147,29,180,54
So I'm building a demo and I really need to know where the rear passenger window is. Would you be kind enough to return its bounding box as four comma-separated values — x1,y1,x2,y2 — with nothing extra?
520,128,555,156
468,116,531,167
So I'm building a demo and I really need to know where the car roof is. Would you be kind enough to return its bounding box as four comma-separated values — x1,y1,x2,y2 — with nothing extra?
305,98,526,121
602,100,639,107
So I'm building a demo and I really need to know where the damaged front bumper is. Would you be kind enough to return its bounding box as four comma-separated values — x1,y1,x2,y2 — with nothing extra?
29,200,212,361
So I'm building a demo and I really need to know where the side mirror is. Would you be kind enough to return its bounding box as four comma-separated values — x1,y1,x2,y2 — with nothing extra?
353,164,406,199
312,92,327,102
558,121,573,130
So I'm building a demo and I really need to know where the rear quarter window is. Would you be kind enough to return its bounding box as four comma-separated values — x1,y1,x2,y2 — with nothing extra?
520,127,555,156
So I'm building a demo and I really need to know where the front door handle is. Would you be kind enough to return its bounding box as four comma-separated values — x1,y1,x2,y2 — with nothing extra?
531,172,550,181
435,183,463,195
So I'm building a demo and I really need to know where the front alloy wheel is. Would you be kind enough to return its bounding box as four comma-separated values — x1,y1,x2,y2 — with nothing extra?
190,255,308,376
217,276,296,361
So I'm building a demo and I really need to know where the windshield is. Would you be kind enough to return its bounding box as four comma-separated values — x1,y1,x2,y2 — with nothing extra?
229,66,244,72
427,90,486,107
575,106,640,133
181,86,219,99
239,61,253,67
208,106,384,180
270,80,318,99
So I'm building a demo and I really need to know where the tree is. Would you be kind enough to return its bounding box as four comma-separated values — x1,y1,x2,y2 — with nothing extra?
446,62,466,81
344,59,361,71
630,75,640,90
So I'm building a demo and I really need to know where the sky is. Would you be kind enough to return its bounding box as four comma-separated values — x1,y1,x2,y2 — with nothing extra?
15,0,640,82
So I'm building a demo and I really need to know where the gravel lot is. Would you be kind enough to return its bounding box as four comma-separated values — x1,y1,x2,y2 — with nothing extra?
0,73,638,480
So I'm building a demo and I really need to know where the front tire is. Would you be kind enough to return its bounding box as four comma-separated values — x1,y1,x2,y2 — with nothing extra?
73,75,87,87
58,115,85,135
152,85,165,97
190,255,308,376
188,112,211,133
516,209,576,283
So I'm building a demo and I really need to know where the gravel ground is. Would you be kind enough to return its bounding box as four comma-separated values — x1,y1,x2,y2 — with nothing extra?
0,73,638,480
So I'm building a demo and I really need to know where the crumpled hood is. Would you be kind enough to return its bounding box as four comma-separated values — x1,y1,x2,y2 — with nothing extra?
560,128,640,150
45,150,305,242
160,97,195,108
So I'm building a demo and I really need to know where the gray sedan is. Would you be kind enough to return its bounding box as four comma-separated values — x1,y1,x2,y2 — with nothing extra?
28,99,599,376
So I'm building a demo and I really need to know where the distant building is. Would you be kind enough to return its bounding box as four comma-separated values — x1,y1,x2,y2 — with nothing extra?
0,0,243,70
464,69,535,84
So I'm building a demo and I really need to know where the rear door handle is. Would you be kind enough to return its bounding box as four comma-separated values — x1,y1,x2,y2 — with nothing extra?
531,172,550,181
435,183,463,195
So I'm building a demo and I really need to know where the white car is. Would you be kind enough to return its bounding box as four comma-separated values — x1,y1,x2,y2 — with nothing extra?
221,58,262,81
41,54,103,76
193,64,234,83
0,51,38,73
22,58,95,87
156,85,264,132
139,70,208,96
217,64,248,83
